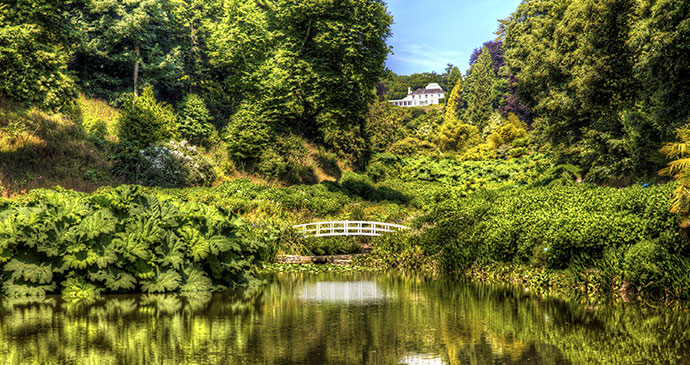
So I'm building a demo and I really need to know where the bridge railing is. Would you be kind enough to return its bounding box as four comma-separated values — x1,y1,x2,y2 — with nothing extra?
292,221,409,237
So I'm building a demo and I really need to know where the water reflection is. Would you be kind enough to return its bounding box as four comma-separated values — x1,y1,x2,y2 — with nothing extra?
0,272,688,364
401,353,447,364
299,281,388,303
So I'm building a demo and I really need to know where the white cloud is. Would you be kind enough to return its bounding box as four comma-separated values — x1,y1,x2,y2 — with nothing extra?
388,40,467,73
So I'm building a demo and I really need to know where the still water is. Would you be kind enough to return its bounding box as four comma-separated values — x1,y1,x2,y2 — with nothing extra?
0,272,688,364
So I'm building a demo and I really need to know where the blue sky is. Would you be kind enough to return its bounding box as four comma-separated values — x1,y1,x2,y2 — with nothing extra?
384,0,522,75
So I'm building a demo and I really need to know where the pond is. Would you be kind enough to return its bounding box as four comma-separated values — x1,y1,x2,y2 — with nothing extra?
0,272,688,364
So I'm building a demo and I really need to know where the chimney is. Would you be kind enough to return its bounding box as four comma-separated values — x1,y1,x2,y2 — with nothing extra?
408,87,411,95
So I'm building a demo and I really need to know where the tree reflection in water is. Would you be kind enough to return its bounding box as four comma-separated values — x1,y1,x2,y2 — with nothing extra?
0,272,688,364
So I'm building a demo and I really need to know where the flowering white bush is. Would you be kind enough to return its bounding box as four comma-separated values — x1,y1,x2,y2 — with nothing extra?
136,140,216,187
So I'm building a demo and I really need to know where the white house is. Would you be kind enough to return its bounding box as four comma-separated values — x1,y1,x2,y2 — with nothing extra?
388,83,446,107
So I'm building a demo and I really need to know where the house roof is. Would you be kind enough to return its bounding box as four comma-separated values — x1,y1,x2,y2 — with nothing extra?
410,83,445,95
410,88,445,95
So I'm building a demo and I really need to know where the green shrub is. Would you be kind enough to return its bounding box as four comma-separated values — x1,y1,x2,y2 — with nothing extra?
255,134,311,182
0,185,269,297
118,86,178,148
305,236,361,256
134,140,216,188
363,231,435,272
76,94,120,139
256,148,289,180
460,143,497,161
0,22,75,110
257,183,352,216
623,239,668,289
369,154,548,185
365,153,403,182
436,120,482,152
418,184,679,279
177,94,215,147
387,137,438,156
224,103,273,163
340,171,408,203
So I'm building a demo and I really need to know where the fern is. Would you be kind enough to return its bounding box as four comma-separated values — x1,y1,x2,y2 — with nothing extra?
76,210,117,240
113,231,151,262
158,202,180,228
0,249,12,264
208,235,240,255
92,241,118,269
61,248,99,270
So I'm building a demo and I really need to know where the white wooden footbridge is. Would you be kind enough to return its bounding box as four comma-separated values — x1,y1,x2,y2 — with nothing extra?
292,221,409,237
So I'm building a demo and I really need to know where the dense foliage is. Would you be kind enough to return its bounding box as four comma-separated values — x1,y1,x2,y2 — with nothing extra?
177,94,215,147
502,0,690,181
0,185,270,297
364,183,687,298
118,86,178,149
1,0,393,175
0,0,77,110
5,0,690,305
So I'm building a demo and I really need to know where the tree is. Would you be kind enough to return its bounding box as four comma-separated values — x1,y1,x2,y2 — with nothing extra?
74,0,184,101
224,102,273,163
502,0,671,181
463,47,502,130
0,0,78,109
485,113,527,149
118,86,178,148
469,40,504,74
443,75,464,126
629,0,690,139
178,93,214,147
367,101,410,152
437,74,481,153
446,66,462,96
171,0,213,94
266,0,392,166
205,0,272,116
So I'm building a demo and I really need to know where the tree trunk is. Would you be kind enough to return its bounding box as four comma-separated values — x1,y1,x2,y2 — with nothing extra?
133,43,141,97
189,21,196,93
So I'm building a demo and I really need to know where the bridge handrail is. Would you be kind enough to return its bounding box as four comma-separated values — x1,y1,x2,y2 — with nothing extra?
292,220,409,229
292,220,409,237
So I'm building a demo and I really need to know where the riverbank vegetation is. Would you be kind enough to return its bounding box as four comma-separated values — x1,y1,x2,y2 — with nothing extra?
1,0,690,303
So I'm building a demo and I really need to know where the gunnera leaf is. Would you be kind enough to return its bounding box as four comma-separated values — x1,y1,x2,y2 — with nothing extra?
141,270,182,293
62,276,102,301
